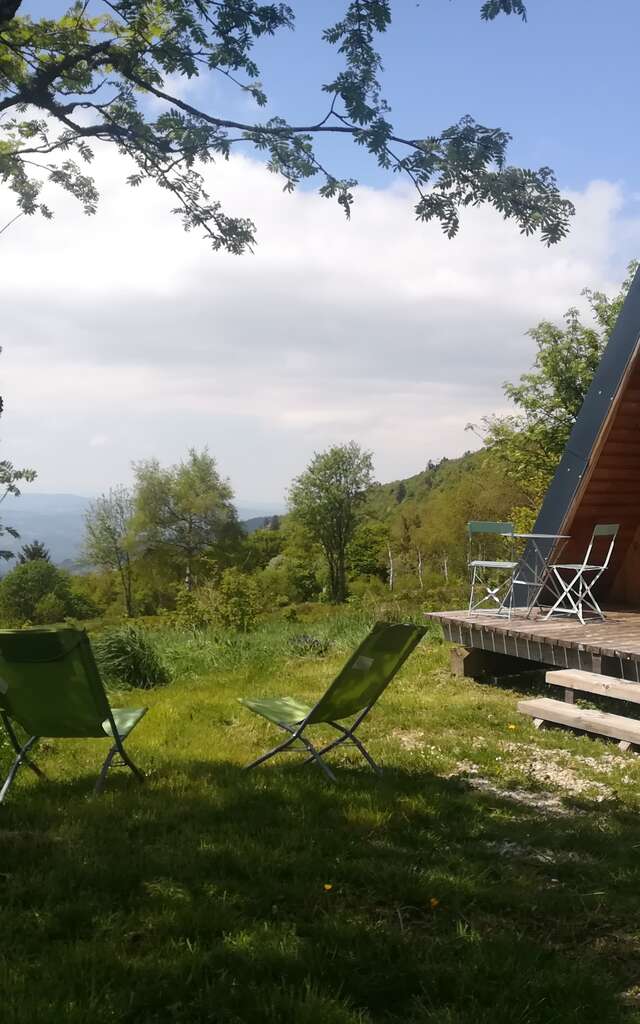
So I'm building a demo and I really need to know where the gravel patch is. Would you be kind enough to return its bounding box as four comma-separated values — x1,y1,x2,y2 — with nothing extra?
503,742,631,774
391,729,426,752
448,760,591,817
482,839,595,865
498,743,616,798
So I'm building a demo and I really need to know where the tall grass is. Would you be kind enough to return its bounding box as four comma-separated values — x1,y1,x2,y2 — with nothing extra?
151,604,441,681
93,624,170,689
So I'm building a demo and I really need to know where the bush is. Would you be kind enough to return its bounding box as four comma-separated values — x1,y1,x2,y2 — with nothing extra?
260,556,320,607
215,568,260,632
0,559,82,625
173,583,213,630
93,625,170,689
287,633,331,658
347,574,389,604
34,592,68,624
68,590,101,620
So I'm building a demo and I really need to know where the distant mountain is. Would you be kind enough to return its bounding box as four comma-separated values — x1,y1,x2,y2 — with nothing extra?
240,516,280,535
1,493,90,567
236,503,286,521
0,493,285,567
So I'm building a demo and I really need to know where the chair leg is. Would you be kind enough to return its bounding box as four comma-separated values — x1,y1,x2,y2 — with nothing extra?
1,713,45,780
580,570,606,619
543,568,581,621
0,734,39,804
309,730,382,775
468,566,477,612
95,746,118,796
349,734,383,775
301,733,346,767
298,736,338,782
117,744,145,784
244,734,298,771
302,711,382,776
94,738,145,796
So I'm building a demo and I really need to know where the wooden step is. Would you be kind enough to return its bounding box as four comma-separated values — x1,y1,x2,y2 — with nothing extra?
546,669,640,704
518,697,640,747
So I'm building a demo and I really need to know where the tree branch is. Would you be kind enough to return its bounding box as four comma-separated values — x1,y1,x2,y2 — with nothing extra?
0,0,22,28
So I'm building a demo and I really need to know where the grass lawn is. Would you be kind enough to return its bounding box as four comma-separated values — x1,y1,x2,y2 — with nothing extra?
3,614,640,1023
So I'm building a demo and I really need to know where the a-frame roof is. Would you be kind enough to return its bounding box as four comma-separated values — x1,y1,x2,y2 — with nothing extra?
530,265,640,603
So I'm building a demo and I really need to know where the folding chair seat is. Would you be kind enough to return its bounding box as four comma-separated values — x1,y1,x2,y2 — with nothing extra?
239,621,426,781
0,627,148,802
467,521,517,617
543,523,619,625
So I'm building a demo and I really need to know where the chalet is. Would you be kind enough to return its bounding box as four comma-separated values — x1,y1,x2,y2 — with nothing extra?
429,266,640,684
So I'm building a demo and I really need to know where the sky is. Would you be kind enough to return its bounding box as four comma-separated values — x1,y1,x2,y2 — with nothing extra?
3,1,640,508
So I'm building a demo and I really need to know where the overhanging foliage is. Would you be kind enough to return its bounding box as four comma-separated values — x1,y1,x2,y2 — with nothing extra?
0,1,573,250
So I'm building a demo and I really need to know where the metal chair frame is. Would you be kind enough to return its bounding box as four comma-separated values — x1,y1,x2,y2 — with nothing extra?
542,523,619,625
0,706,145,803
468,521,518,618
244,702,380,784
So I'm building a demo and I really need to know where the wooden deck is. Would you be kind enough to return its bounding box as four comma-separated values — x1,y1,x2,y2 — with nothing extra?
427,608,640,680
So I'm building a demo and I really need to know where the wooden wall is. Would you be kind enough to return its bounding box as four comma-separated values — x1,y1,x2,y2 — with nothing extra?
557,359,640,605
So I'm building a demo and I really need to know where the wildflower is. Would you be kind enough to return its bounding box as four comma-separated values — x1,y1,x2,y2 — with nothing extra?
323,883,333,892
429,897,439,909
507,724,517,730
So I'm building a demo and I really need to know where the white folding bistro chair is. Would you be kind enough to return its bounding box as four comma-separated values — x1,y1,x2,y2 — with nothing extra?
542,523,619,625
467,521,517,618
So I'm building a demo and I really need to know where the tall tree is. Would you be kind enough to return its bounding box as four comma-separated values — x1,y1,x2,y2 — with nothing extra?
347,519,388,581
0,2,572,249
473,261,638,526
133,448,239,589
289,442,374,602
18,539,51,563
390,502,425,589
83,487,135,616
241,526,284,572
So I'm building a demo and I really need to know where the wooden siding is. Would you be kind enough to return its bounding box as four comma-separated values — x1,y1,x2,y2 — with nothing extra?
553,359,640,604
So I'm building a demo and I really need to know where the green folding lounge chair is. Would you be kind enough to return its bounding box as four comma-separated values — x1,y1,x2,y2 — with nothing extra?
0,627,148,803
239,621,426,782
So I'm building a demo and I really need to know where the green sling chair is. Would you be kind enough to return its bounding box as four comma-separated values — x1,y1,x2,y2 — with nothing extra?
239,621,426,782
0,627,148,803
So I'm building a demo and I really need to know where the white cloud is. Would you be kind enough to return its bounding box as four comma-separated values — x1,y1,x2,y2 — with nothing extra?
1,148,638,504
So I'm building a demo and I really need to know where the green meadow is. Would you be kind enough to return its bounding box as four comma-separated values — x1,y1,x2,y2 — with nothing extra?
2,611,640,1023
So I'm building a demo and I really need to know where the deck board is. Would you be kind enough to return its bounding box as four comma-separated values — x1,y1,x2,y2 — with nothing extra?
427,609,640,671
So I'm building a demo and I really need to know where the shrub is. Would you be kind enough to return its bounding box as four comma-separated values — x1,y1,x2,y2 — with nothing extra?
347,574,389,604
287,633,331,658
0,559,76,624
34,592,68,624
260,556,320,606
215,568,260,632
0,559,101,625
173,583,212,630
93,625,169,689
68,590,101,620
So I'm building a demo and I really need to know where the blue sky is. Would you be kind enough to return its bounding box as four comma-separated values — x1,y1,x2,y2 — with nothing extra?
6,2,640,504
25,1,640,198
206,0,640,207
